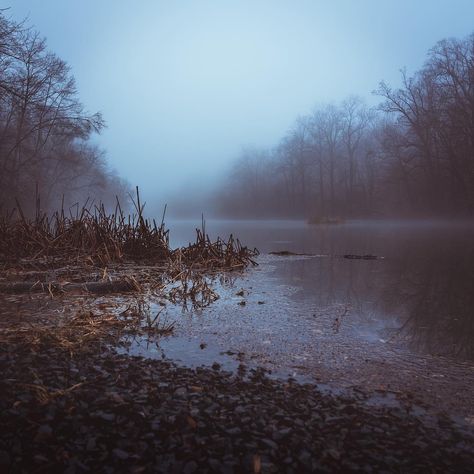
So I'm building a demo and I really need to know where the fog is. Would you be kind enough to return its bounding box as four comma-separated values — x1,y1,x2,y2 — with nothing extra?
3,5,474,468
4,0,474,216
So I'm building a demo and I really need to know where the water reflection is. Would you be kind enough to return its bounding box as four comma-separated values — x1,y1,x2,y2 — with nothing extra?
167,219,474,361
380,241,474,360
268,224,474,360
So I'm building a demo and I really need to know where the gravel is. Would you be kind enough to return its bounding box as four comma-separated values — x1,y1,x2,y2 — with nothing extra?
1,340,473,473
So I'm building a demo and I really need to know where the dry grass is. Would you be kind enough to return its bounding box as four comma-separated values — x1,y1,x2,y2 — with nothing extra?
0,297,175,357
0,189,258,361
0,188,258,270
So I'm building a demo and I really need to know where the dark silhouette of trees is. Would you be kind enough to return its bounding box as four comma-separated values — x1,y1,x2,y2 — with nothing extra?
217,32,474,218
0,12,129,214
377,33,474,214
217,99,376,218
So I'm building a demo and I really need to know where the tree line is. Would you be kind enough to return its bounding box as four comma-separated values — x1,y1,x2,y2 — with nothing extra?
216,32,474,218
0,12,128,215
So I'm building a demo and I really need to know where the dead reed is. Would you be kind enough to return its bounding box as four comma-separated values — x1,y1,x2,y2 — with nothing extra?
0,297,175,358
0,190,258,358
0,188,258,271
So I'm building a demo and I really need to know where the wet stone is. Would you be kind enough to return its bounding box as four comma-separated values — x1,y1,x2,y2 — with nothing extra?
0,450,11,466
225,427,242,436
112,448,129,460
1,329,474,473
183,460,198,473
261,438,279,451
34,424,53,443
174,387,187,397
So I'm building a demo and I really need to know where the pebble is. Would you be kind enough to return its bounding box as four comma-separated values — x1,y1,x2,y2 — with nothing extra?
1,341,473,473
112,449,129,460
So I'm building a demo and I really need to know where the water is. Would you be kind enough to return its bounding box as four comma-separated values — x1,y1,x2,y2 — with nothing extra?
123,219,474,416
162,218,474,358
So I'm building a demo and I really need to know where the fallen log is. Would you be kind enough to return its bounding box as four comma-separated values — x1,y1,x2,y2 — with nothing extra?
0,280,138,294
269,251,316,256
342,254,381,260
268,251,383,260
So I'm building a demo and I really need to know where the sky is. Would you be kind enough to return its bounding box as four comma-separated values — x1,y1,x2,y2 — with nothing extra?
6,0,474,209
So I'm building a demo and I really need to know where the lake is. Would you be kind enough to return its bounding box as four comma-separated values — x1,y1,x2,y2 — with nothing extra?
124,219,474,418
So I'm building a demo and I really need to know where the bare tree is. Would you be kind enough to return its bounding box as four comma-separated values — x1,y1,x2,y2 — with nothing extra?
0,12,124,214
214,31,474,218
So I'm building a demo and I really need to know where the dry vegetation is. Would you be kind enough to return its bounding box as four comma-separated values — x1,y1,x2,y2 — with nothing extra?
0,190,258,355
0,190,258,270
0,189,258,270
0,297,176,362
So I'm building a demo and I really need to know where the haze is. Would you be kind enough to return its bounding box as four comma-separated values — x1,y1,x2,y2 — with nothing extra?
6,0,474,213
3,4,474,470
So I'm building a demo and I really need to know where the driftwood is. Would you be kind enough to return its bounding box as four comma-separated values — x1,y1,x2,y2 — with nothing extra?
270,251,303,256
269,251,382,260
342,254,380,260
0,280,137,294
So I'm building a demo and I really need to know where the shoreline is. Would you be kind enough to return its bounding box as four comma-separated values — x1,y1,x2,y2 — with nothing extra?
1,342,473,473
1,247,474,471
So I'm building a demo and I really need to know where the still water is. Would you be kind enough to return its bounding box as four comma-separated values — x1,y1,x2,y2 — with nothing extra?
165,219,474,359
125,219,474,414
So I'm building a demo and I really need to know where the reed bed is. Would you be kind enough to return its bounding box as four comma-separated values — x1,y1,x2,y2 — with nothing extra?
0,189,258,270
0,297,175,360
0,194,169,266
0,190,258,357
173,229,258,270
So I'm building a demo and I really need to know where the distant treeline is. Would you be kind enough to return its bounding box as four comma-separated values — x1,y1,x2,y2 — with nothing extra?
0,13,129,215
216,33,474,218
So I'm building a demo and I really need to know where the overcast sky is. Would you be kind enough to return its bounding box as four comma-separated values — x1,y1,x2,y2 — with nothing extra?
7,1,474,206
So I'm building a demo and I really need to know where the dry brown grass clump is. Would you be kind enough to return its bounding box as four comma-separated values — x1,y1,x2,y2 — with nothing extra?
173,228,258,270
0,192,169,266
0,188,258,270
0,298,175,357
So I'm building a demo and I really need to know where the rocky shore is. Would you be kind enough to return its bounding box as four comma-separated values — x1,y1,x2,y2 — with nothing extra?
1,341,473,473
1,208,473,473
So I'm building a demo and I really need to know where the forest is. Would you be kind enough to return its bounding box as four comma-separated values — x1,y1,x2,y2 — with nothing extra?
2,9,474,221
2,4,474,472
0,12,128,215
216,33,474,218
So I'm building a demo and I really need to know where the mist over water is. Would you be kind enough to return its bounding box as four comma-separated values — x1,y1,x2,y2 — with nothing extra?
2,2,474,366
4,0,474,215
2,4,474,470
162,218,474,362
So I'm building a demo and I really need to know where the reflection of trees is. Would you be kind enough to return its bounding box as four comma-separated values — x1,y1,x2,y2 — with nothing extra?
276,226,474,361
381,240,474,360
277,234,385,325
